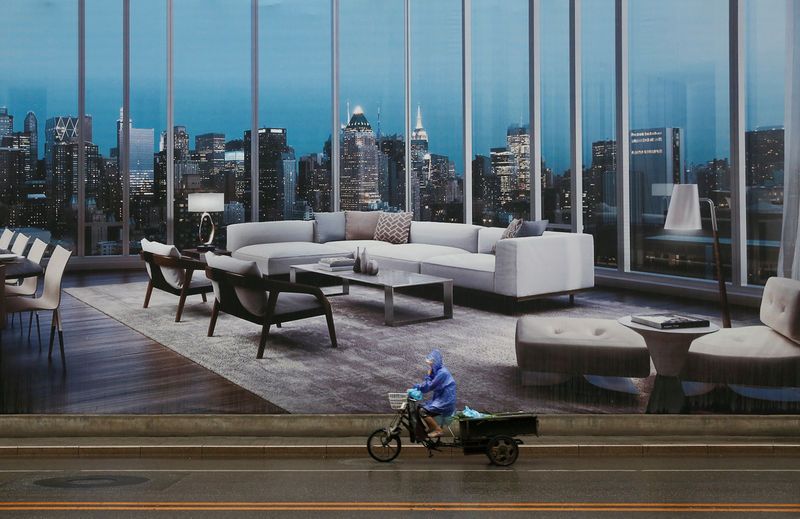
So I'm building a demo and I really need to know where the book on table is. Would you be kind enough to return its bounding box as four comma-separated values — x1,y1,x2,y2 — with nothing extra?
317,264,354,272
318,256,355,268
631,313,710,329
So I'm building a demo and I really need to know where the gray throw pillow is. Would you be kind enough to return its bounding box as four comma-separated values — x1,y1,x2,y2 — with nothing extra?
345,211,382,240
517,219,548,237
314,212,346,243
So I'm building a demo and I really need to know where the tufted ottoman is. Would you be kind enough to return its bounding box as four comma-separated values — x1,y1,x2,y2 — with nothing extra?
515,316,651,391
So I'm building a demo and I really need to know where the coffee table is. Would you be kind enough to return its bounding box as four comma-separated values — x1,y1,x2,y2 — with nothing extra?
619,315,719,413
289,263,453,326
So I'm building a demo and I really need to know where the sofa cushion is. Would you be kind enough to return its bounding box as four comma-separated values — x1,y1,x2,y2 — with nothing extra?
421,253,495,292
227,220,314,251
274,292,323,317
517,219,548,238
374,212,413,244
141,238,183,289
682,325,800,387
327,241,471,274
760,277,800,342
233,242,349,276
345,211,382,240
492,218,523,254
314,212,346,243
478,227,505,254
409,221,480,252
325,239,397,256
205,252,266,316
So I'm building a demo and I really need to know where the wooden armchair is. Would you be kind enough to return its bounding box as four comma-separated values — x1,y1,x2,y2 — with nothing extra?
205,266,337,359
140,251,212,322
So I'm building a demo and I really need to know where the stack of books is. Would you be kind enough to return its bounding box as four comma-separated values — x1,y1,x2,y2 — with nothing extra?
318,256,355,271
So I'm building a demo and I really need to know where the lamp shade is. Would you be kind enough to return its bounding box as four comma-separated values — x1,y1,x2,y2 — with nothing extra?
187,192,224,213
664,184,701,230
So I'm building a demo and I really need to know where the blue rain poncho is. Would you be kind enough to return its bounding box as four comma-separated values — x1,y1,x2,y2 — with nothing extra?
413,349,456,416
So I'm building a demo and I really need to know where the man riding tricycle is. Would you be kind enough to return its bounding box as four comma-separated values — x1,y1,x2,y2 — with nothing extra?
366,349,538,466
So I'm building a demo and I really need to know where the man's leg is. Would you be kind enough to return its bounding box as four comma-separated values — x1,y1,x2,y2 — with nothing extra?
423,416,443,436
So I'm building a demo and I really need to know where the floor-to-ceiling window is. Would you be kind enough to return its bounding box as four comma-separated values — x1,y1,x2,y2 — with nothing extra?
173,0,250,249
85,0,124,256
411,0,463,223
471,0,529,228
581,0,616,267
629,0,730,281
0,1,79,254
540,0,570,231
745,0,785,286
339,0,404,214
130,0,167,253
259,0,332,220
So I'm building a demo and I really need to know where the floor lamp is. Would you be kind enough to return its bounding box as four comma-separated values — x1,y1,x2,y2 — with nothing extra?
664,184,731,328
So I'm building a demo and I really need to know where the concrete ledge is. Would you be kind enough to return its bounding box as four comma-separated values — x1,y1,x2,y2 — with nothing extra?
0,442,797,459
1,414,799,438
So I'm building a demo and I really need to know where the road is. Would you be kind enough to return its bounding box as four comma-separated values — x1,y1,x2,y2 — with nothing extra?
0,455,798,517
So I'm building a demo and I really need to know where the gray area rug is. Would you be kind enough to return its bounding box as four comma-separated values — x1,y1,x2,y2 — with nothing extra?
64,282,737,414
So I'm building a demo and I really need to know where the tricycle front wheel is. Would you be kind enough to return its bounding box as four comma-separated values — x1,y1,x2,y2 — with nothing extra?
485,435,519,466
367,428,402,462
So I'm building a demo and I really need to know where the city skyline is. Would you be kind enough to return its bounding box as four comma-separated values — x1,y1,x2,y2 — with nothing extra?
1,0,787,178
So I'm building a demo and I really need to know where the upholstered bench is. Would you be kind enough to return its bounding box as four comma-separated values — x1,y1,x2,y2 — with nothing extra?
515,316,651,392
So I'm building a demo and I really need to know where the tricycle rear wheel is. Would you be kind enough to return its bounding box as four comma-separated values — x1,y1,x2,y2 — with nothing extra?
367,428,402,462
485,435,519,466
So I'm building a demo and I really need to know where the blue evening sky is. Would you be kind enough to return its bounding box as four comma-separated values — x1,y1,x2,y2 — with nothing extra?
0,0,786,177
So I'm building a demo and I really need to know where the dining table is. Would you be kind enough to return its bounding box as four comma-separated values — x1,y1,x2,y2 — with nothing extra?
0,248,45,334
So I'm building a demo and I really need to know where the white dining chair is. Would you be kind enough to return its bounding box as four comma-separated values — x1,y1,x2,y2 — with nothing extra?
6,238,48,339
9,233,29,256
5,245,72,362
0,229,13,249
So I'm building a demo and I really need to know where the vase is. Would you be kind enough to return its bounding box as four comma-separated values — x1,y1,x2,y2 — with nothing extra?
360,248,370,271
366,259,379,275
353,247,361,273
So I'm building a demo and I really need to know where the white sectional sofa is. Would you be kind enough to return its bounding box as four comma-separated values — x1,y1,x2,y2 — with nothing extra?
226,217,594,302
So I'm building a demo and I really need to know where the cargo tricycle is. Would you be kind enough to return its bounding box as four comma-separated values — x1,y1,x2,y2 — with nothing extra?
367,393,538,466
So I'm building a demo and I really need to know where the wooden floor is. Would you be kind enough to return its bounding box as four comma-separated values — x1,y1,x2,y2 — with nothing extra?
0,270,765,415
0,271,285,414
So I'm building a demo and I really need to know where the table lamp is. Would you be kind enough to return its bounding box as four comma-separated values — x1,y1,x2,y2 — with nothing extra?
664,184,730,328
187,192,224,252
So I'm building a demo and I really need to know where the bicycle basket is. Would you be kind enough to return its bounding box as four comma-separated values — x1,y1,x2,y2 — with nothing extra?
387,393,407,410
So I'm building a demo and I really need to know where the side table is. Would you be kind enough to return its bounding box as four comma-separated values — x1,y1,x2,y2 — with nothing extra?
618,316,719,413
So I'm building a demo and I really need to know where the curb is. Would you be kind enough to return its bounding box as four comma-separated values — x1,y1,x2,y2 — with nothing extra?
1,414,799,438
0,443,798,458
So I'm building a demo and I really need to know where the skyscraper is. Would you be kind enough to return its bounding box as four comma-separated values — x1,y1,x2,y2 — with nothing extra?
410,104,429,184
298,152,331,212
490,147,517,204
379,134,406,210
340,106,381,211
195,133,225,159
45,115,92,169
24,111,38,162
117,110,155,197
0,107,12,138
506,125,530,192
630,127,684,221
245,127,295,221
